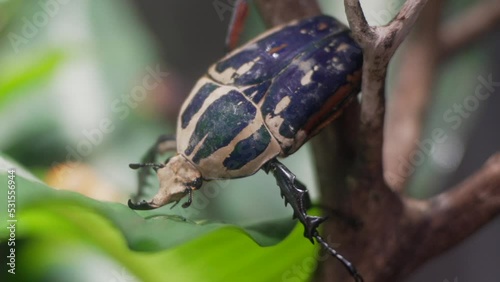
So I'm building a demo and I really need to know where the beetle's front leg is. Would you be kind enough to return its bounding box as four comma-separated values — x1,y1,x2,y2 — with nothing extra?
129,134,176,202
263,159,326,241
263,159,363,282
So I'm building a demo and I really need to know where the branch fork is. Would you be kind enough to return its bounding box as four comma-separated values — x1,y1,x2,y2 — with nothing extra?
253,0,500,281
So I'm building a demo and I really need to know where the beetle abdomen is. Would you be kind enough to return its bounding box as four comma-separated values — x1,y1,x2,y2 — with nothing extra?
177,78,281,179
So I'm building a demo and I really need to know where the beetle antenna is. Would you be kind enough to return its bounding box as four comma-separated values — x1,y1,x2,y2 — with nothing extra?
129,163,165,171
313,232,363,282
170,200,180,209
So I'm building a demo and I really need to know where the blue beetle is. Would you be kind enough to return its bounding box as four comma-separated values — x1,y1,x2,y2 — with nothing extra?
129,15,363,281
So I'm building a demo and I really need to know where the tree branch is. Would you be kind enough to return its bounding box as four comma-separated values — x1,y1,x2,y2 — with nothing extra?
382,0,429,52
254,1,500,281
343,0,375,46
439,0,500,59
344,0,429,182
419,152,500,261
384,1,444,190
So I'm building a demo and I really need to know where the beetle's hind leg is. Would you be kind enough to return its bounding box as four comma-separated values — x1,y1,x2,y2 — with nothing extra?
263,159,363,282
129,134,176,202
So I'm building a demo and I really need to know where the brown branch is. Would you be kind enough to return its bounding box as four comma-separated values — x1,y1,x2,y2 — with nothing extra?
416,153,500,267
384,0,500,190
343,0,375,46
384,1,444,190
439,0,500,59
382,0,430,52
255,1,500,282
344,0,429,182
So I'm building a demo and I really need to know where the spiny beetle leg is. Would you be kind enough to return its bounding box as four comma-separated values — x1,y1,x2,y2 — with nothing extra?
131,134,176,202
314,233,363,282
264,159,363,282
263,159,327,242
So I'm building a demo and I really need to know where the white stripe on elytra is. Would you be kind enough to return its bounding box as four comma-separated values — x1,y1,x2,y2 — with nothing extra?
177,77,237,154
208,56,261,85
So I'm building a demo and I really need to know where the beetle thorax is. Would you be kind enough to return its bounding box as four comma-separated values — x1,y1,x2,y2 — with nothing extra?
148,155,202,208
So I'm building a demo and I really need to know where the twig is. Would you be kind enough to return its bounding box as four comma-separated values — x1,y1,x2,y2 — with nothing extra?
440,0,500,59
418,153,500,263
384,1,444,190
343,0,374,46
344,0,429,181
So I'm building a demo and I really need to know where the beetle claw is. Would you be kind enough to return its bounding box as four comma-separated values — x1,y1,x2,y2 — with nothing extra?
181,188,193,208
128,199,156,210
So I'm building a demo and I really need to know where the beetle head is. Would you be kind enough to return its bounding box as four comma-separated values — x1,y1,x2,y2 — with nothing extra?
128,155,202,210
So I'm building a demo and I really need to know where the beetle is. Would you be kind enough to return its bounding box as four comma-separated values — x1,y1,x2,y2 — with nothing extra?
128,15,363,281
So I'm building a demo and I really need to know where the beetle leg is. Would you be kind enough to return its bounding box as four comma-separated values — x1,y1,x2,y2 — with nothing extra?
264,159,363,282
181,188,193,208
263,159,326,241
130,134,176,202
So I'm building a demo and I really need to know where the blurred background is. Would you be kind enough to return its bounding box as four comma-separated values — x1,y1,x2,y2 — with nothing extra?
0,0,498,281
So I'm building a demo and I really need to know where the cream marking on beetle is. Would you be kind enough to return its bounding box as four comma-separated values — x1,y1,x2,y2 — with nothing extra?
234,136,281,177
195,125,254,178
208,56,261,85
234,57,261,78
301,69,314,85
249,90,259,99
330,56,346,72
303,65,320,85
208,18,309,84
194,111,280,179
295,58,316,74
274,96,291,114
186,134,209,158
208,65,238,85
336,43,350,52
329,40,337,47
177,78,241,152
177,79,271,179
264,113,294,150
286,129,307,156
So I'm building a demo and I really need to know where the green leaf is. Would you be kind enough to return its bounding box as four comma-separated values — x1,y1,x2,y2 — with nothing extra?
0,170,317,281
11,202,315,282
0,173,296,248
